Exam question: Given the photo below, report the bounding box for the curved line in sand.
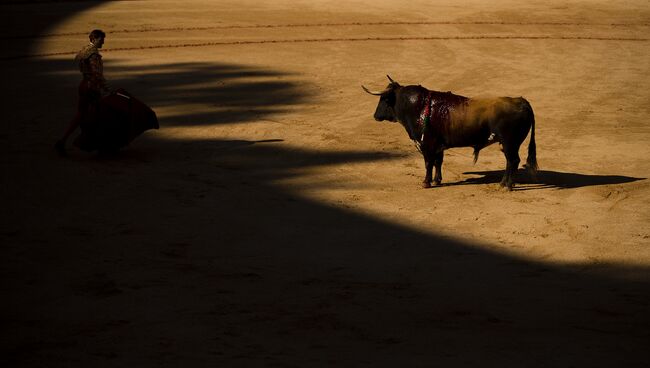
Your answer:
[3,21,649,40]
[5,35,649,61]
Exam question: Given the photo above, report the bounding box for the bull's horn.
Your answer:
[387,75,396,83]
[361,85,387,95]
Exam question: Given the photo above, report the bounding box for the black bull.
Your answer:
[363,76,537,190]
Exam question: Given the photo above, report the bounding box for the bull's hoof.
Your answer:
[422,181,432,189]
[499,182,514,191]
[433,180,442,186]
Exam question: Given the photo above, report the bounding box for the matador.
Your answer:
[55,29,110,155]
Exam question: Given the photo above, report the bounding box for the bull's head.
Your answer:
[362,75,401,122]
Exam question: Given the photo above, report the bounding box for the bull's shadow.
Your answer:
[452,169,644,190]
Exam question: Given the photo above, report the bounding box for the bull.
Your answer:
[363,76,538,190]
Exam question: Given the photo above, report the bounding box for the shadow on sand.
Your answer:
[1,1,649,367]
[455,169,645,190]
[108,61,312,127]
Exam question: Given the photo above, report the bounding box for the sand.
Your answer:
[2,0,649,366]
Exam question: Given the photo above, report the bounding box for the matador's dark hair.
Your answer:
[89,29,106,41]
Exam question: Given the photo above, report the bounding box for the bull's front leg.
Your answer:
[421,147,434,188]
[422,153,434,188]
[422,147,444,188]
[433,151,444,186]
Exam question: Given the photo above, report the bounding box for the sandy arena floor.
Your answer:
[1,0,649,366]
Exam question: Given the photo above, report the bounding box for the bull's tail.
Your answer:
[524,101,538,177]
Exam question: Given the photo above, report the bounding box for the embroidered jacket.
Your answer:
[75,43,108,93]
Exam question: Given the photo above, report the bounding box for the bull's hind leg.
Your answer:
[501,146,520,190]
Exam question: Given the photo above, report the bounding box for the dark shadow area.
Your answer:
[0,1,110,60]
[456,169,645,190]
[108,61,311,126]
[1,2,649,367]
[18,58,310,127]
[5,132,650,367]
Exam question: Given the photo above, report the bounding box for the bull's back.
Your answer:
[447,97,532,147]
